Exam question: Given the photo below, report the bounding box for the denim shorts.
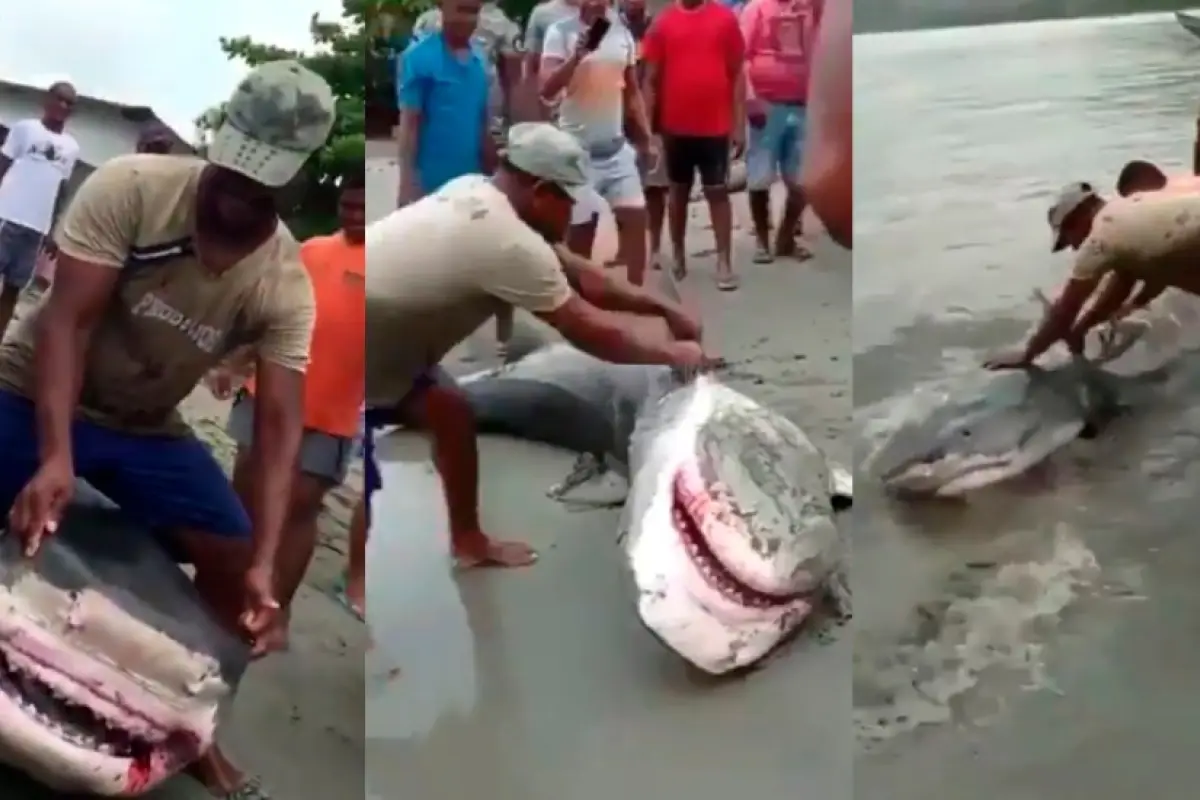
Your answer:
[746,102,807,191]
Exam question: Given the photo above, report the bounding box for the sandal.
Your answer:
[752,244,774,264]
[716,274,740,291]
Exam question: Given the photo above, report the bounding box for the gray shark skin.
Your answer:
[459,344,852,674]
[0,488,249,795]
[865,306,1183,498]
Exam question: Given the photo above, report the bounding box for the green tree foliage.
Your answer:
[197,2,367,238]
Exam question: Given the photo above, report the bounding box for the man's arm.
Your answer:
[553,243,673,315]
[539,24,583,100]
[727,15,747,139]
[622,60,652,149]
[484,233,685,364]
[35,162,139,464]
[800,0,851,247]
[495,18,523,123]
[396,46,427,202]
[0,121,29,186]
[247,272,315,571]
[1068,272,1140,342]
[1016,276,1102,363]
[1194,114,1200,175]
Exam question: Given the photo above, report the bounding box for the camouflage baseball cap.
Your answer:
[501,123,589,200]
[207,60,336,187]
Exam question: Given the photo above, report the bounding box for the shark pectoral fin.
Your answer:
[548,453,629,510]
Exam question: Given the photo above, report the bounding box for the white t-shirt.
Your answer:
[0,119,80,234]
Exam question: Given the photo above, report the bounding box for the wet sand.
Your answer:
[364,146,852,798]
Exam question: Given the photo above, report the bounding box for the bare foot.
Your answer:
[453,532,538,568]
[344,577,365,618]
[671,254,687,280]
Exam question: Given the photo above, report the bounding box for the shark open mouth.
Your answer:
[671,472,806,609]
[0,646,195,788]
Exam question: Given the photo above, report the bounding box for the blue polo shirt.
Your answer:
[397,33,489,195]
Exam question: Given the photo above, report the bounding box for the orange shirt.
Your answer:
[246,233,365,437]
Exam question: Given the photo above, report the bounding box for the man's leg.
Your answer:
[642,136,669,270]
[0,223,40,341]
[745,117,777,263]
[82,427,262,798]
[696,137,736,289]
[345,495,368,615]
[227,395,348,648]
[774,105,811,260]
[369,368,536,567]
[566,181,603,258]
[494,305,513,360]
[661,135,694,279]
[599,145,649,285]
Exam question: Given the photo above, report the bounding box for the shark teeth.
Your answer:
[0,648,158,760]
[672,475,806,610]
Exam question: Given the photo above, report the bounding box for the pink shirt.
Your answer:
[741,0,823,104]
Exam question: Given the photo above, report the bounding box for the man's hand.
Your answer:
[41,239,59,259]
[730,127,746,160]
[983,350,1034,371]
[636,137,661,174]
[240,562,281,653]
[204,365,241,401]
[666,340,721,371]
[9,456,74,557]
[747,99,767,128]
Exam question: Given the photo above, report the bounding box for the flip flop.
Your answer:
[326,574,364,622]
[716,274,740,291]
[453,539,539,569]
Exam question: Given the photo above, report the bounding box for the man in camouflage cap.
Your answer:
[207,59,336,188]
[364,122,707,569]
[0,60,333,799]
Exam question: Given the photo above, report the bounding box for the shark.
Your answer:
[0,486,249,795]
[458,341,852,675]
[865,292,1189,498]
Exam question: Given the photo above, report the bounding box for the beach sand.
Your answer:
[364,147,852,799]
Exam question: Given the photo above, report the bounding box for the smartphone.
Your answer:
[584,17,611,51]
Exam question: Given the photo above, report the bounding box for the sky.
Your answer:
[0,0,344,139]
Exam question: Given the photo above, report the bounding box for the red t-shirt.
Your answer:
[642,1,745,138]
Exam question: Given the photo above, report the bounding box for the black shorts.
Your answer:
[662,135,730,188]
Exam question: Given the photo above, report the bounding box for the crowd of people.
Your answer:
[395,0,826,293]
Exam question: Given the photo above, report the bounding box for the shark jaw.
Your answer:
[0,636,201,795]
[0,578,229,795]
[628,464,816,675]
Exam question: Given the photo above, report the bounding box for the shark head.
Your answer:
[871,364,1115,497]
[623,379,847,674]
[0,504,247,795]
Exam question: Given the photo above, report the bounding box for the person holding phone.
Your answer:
[540,0,658,285]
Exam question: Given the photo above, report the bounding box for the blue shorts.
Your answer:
[362,367,456,508]
[0,390,250,547]
[746,102,806,191]
[0,220,43,289]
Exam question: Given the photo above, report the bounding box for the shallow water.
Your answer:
[854,12,1200,798]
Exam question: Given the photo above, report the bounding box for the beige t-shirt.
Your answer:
[365,175,572,407]
[0,154,316,435]
[1071,192,1200,288]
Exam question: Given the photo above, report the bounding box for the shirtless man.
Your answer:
[366,122,708,568]
[0,61,334,798]
[986,178,1200,369]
